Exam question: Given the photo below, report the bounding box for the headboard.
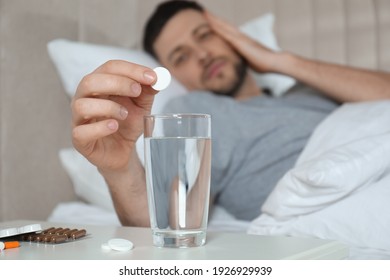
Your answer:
[0,0,389,222]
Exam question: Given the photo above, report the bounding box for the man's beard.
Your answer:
[211,57,248,98]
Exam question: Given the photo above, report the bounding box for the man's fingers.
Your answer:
[72,97,129,125]
[72,119,119,150]
[76,73,145,98]
[76,60,159,99]
[205,11,239,38]
[95,60,157,86]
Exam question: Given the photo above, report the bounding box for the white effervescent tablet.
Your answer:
[108,238,134,252]
[152,67,171,91]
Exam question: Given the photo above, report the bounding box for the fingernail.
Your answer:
[119,107,128,119]
[107,120,118,131]
[144,71,156,83]
[131,83,142,95]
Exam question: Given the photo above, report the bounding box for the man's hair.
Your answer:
[143,0,204,60]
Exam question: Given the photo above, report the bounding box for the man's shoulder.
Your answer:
[163,90,232,113]
[172,90,216,101]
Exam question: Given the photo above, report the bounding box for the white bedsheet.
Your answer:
[248,100,390,259]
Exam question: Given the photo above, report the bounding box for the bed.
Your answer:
[1,0,389,260]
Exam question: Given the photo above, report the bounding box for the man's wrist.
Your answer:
[270,51,296,75]
[98,166,131,187]
[98,150,142,187]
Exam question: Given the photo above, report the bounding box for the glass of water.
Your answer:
[144,114,211,248]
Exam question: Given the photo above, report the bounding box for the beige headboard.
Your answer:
[0,0,389,222]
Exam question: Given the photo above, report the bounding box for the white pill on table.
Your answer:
[152,67,171,91]
[107,238,134,251]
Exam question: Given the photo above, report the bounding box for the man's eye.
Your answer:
[174,54,188,66]
[199,31,214,40]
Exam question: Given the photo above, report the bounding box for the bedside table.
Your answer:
[0,220,348,260]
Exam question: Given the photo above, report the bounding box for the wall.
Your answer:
[0,0,78,221]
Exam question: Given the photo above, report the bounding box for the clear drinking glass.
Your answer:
[144,114,211,248]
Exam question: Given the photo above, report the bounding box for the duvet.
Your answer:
[248,100,390,258]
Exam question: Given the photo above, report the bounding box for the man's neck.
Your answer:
[234,73,262,100]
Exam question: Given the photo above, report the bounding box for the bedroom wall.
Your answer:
[0,0,79,222]
[0,0,389,222]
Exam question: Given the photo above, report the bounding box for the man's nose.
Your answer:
[195,46,211,65]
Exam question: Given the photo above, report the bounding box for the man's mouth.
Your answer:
[203,59,226,81]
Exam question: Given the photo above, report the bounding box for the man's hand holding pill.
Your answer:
[71,61,171,227]
[71,61,171,173]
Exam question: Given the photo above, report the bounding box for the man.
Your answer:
[71,1,390,226]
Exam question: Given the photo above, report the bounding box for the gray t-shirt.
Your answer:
[163,84,338,220]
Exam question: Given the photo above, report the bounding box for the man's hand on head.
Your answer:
[204,11,281,74]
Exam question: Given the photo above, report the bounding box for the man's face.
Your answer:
[154,9,247,97]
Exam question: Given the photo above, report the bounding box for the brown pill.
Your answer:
[50,235,68,244]
[50,228,64,235]
[46,228,58,235]
[56,228,70,235]
[43,234,55,242]
[71,229,87,240]
[63,229,78,238]
[54,227,65,234]
[27,234,37,242]
[20,234,32,241]
[35,234,49,242]
[42,227,55,234]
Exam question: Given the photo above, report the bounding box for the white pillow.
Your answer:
[52,13,295,210]
[58,148,115,212]
[261,101,390,218]
[262,131,390,218]
[249,101,390,253]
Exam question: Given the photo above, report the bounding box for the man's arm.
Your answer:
[100,150,150,227]
[273,53,390,103]
[71,60,157,227]
[206,11,390,103]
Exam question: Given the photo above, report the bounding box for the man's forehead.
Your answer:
[154,10,209,61]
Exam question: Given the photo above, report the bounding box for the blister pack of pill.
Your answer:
[22,227,87,244]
